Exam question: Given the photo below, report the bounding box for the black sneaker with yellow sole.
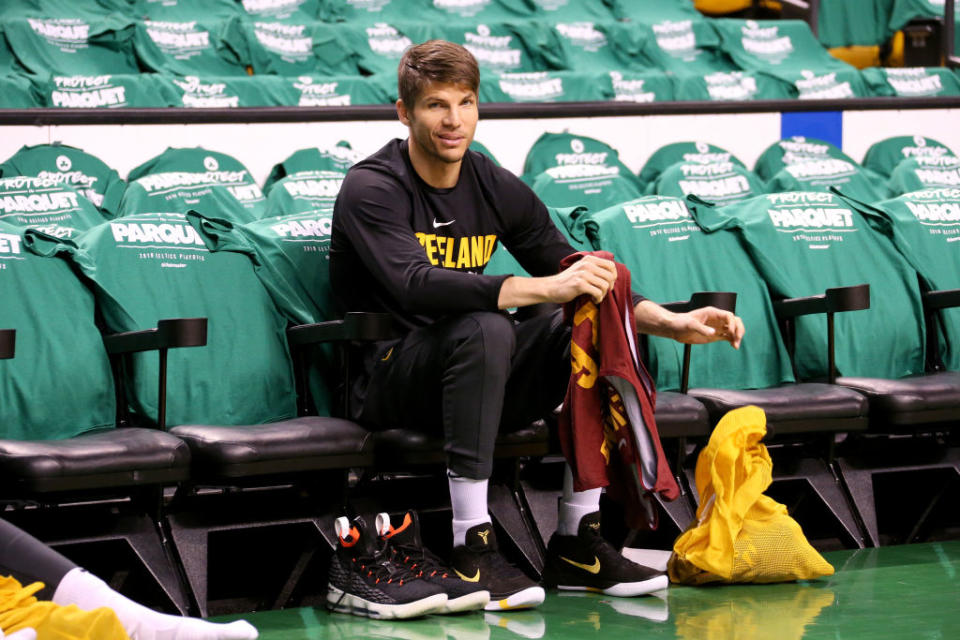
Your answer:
[542,511,668,597]
[382,511,490,614]
[450,523,545,611]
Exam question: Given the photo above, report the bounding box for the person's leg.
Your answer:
[0,519,76,601]
[0,519,257,640]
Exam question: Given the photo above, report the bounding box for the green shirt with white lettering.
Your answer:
[765,159,886,203]
[638,141,746,189]
[264,170,345,217]
[129,0,244,20]
[237,20,365,76]
[0,144,126,218]
[671,69,794,102]
[264,143,363,194]
[0,177,106,239]
[123,147,266,221]
[32,73,182,108]
[690,191,926,380]
[187,209,337,414]
[521,131,641,191]
[166,74,298,108]
[651,161,765,206]
[531,167,642,211]
[862,135,956,180]
[479,70,613,102]
[3,15,139,76]
[235,0,322,21]
[842,188,960,371]
[888,156,960,197]
[580,195,794,391]
[429,21,569,74]
[862,67,960,98]
[273,75,389,107]
[133,19,250,76]
[553,20,660,72]
[754,136,860,183]
[0,221,116,441]
[61,212,300,427]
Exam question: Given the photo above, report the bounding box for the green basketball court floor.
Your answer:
[215,540,960,639]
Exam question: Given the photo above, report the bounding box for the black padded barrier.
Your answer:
[2,96,960,126]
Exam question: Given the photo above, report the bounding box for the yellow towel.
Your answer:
[669,406,834,584]
[0,576,130,640]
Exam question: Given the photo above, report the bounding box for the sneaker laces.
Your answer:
[390,543,452,579]
[354,544,421,586]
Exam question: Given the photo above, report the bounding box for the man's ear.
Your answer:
[396,99,410,126]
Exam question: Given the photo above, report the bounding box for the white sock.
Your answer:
[557,464,602,536]
[448,472,491,547]
[52,568,258,640]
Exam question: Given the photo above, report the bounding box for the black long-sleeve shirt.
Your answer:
[330,138,576,330]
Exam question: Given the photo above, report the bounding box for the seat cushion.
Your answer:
[690,383,869,435]
[655,391,710,438]
[375,420,550,463]
[837,372,960,427]
[0,427,190,493]
[170,417,373,478]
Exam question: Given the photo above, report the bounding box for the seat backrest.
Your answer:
[531,165,643,211]
[711,19,856,75]
[0,143,126,217]
[479,70,615,103]
[0,221,116,440]
[240,21,365,77]
[44,212,300,428]
[754,136,859,183]
[552,20,661,72]
[844,187,960,371]
[580,195,795,392]
[689,191,927,380]
[765,158,887,203]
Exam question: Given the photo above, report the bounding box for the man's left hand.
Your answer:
[669,306,744,349]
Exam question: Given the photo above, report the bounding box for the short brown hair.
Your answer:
[398,40,480,107]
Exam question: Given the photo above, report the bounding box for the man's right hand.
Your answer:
[497,254,618,309]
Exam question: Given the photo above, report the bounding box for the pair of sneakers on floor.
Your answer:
[326,509,668,619]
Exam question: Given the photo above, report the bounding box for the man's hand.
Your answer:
[498,254,617,309]
[634,300,744,349]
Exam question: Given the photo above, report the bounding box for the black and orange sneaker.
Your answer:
[327,514,448,619]
[450,523,545,611]
[382,511,490,614]
[542,511,668,597]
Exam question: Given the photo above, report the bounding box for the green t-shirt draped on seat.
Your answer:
[579,195,794,392]
[754,136,861,183]
[530,166,642,211]
[764,158,887,204]
[638,141,746,188]
[887,156,960,196]
[0,143,126,218]
[552,20,660,72]
[0,177,107,238]
[650,161,765,206]
[31,73,182,108]
[521,131,640,190]
[58,211,300,427]
[842,187,960,371]
[133,18,250,76]
[235,0,323,21]
[264,170,345,217]
[862,135,955,180]
[0,75,39,108]
[4,15,139,76]
[129,0,244,20]
[671,70,794,102]
[263,144,363,194]
[125,147,266,220]
[862,67,960,98]
[816,0,894,48]
[479,70,614,102]
[689,191,927,381]
[0,221,116,441]
[236,20,365,76]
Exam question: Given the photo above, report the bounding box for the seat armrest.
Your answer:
[103,318,208,431]
[287,312,398,346]
[774,284,870,319]
[103,318,208,354]
[657,292,737,394]
[773,284,870,384]
[0,329,14,360]
[922,288,960,312]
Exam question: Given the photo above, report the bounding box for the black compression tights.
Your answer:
[0,518,78,600]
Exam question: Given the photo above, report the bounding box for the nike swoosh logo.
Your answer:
[454,568,480,582]
[560,555,601,574]
[433,218,455,228]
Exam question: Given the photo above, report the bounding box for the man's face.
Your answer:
[399,81,478,168]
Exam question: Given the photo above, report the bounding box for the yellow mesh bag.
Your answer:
[669,406,834,584]
[0,575,130,640]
